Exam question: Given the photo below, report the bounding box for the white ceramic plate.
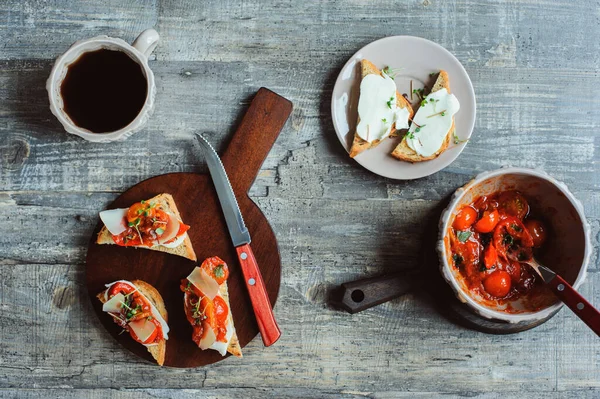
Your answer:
[331,36,476,180]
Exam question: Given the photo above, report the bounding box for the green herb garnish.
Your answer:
[511,224,523,232]
[452,253,464,266]
[457,230,472,243]
[141,200,146,204]
[503,233,514,246]
[453,132,468,145]
[382,118,387,123]
[214,265,225,279]
[386,96,394,109]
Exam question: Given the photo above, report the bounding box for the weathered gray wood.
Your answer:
[1,0,600,397]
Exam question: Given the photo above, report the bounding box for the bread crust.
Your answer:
[391,70,454,162]
[349,59,414,158]
[219,282,243,358]
[97,280,168,366]
[96,193,197,261]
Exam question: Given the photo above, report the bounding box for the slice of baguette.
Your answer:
[349,59,414,158]
[96,193,197,261]
[219,281,242,358]
[391,70,454,162]
[97,280,168,366]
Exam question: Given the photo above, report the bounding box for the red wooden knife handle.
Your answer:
[235,243,281,346]
[547,275,600,337]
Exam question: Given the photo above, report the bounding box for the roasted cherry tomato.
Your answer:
[483,270,512,297]
[474,210,500,233]
[497,191,529,220]
[493,217,534,262]
[201,257,230,285]
[483,244,498,269]
[214,296,229,341]
[524,219,547,248]
[453,207,478,230]
[505,260,522,284]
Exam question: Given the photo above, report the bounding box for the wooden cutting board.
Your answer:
[86,88,293,367]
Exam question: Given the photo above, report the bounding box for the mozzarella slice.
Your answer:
[102,293,125,313]
[129,318,157,343]
[198,322,217,350]
[159,233,186,249]
[187,267,219,300]
[99,208,128,235]
[158,213,180,244]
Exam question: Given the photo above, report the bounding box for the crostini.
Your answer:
[392,70,460,162]
[349,59,414,158]
[97,280,169,366]
[97,193,197,261]
[180,257,242,358]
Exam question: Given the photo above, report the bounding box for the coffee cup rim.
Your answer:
[46,35,157,143]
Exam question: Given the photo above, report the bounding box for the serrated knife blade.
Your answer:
[195,134,251,247]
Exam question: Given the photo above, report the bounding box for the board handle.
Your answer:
[546,275,600,337]
[334,272,415,314]
[221,88,293,194]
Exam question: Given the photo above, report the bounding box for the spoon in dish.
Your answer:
[522,257,600,337]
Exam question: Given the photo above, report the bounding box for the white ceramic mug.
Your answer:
[46,29,159,143]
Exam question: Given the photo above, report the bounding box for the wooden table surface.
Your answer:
[1,0,599,398]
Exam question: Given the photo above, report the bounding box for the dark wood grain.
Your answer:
[332,272,415,314]
[85,88,292,367]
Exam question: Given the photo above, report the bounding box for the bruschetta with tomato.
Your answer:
[180,257,242,357]
[96,193,196,261]
[97,280,169,366]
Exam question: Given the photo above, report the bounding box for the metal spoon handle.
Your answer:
[546,275,600,337]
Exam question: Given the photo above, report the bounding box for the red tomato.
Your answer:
[474,210,500,233]
[497,191,530,220]
[524,219,547,248]
[453,207,478,230]
[201,257,230,285]
[493,217,534,262]
[483,244,498,269]
[505,260,522,284]
[483,270,512,297]
[213,296,229,341]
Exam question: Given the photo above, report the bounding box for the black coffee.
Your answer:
[60,49,148,133]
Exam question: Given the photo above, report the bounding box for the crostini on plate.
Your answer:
[349,59,414,158]
[392,70,460,162]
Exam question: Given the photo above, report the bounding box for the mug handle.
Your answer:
[132,29,160,59]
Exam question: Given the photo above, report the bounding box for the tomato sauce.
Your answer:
[450,190,551,312]
[180,257,230,345]
[106,282,164,344]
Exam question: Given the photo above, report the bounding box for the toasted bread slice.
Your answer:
[349,59,414,158]
[97,280,168,366]
[96,193,197,261]
[219,281,242,358]
[391,70,454,162]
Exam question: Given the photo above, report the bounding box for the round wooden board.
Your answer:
[86,172,281,367]
[85,88,293,367]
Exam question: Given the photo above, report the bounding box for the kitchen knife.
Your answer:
[195,133,281,346]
